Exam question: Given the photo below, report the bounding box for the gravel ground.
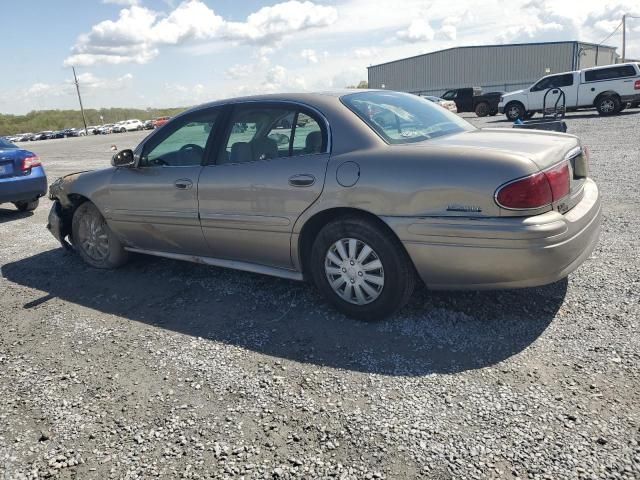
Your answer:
[0,110,639,480]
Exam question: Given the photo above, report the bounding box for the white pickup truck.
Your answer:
[499,63,640,121]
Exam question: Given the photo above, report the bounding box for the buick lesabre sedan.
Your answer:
[47,91,601,320]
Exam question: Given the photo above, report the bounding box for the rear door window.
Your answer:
[218,105,327,164]
[585,65,637,82]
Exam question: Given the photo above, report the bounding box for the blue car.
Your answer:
[0,137,47,211]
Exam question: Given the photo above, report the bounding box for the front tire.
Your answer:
[14,199,39,212]
[310,217,415,321]
[505,102,525,121]
[72,202,129,269]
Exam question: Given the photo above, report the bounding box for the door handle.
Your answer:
[288,174,315,187]
[174,179,193,190]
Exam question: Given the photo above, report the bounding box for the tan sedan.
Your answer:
[47,91,601,320]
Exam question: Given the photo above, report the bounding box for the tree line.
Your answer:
[0,107,188,136]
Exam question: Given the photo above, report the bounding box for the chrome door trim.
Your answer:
[199,213,291,228]
[124,247,304,281]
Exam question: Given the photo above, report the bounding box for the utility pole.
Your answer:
[72,67,89,135]
[622,14,626,62]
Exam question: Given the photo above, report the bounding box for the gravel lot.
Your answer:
[1,110,639,480]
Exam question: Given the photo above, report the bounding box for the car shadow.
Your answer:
[0,207,34,224]
[2,248,567,376]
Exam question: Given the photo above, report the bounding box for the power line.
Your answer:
[597,20,622,47]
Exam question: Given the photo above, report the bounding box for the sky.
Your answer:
[1,0,639,114]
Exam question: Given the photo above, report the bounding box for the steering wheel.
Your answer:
[180,144,205,155]
[149,157,169,166]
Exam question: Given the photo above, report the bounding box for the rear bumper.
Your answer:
[0,166,47,204]
[384,179,601,290]
[621,93,640,103]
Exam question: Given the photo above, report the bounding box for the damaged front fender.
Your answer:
[46,171,90,250]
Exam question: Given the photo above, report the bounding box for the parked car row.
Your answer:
[3,116,172,143]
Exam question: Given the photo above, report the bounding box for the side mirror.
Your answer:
[112,149,135,167]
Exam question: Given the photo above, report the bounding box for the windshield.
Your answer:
[342,91,473,144]
[0,138,18,149]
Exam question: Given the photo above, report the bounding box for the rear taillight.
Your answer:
[635,80,640,90]
[496,161,570,210]
[544,161,570,200]
[21,155,41,171]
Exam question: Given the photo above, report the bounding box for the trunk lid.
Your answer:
[0,148,29,179]
[426,128,579,170]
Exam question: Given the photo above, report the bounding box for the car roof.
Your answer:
[192,90,388,110]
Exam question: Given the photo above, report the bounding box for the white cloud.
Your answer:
[65,0,337,67]
[224,1,337,44]
[397,19,435,43]
[300,48,319,63]
[352,47,379,59]
[499,0,578,43]
[225,64,254,80]
[103,0,139,5]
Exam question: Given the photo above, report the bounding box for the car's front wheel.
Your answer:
[72,202,129,269]
[14,199,39,212]
[505,102,525,121]
[310,217,415,321]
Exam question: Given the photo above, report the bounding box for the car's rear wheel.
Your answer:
[474,102,489,117]
[310,217,415,321]
[595,95,620,116]
[14,199,39,212]
[72,202,129,269]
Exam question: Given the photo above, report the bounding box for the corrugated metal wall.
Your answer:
[368,42,619,96]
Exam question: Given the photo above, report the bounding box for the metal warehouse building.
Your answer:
[367,41,619,96]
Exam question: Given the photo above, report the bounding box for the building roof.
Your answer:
[367,40,618,69]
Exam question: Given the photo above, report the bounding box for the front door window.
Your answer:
[141,111,219,167]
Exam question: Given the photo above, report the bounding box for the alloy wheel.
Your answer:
[601,99,615,113]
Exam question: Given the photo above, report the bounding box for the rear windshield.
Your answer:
[0,138,17,149]
[342,91,473,144]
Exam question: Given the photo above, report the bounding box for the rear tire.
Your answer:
[474,102,489,117]
[309,217,415,321]
[72,202,129,269]
[595,95,620,116]
[505,102,525,121]
[14,199,39,212]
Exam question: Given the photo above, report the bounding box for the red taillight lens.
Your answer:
[496,162,570,209]
[544,161,570,201]
[21,155,41,171]
[634,79,640,90]
[496,171,553,209]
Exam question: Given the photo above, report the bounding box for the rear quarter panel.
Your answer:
[293,144,542,232]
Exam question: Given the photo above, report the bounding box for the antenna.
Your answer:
[72,67,89,136]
